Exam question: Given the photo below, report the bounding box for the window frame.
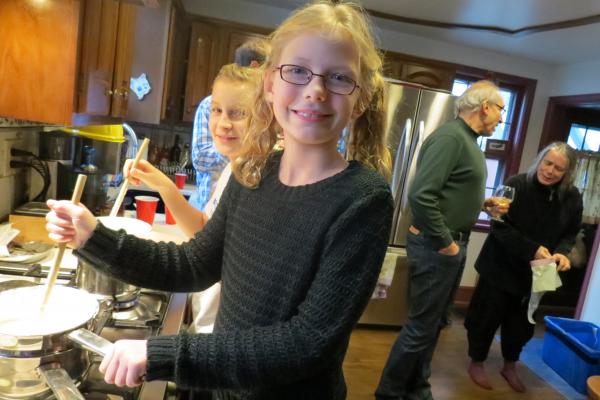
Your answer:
[568,122,600,151]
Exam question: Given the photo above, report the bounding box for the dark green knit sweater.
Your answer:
[76,153,393,399]
[409,118,486,249]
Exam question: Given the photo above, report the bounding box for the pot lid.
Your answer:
[0,286,99,337]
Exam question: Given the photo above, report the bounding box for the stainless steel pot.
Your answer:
[75,259,140,305]
[0,286,113,400]
[73,216,149,304]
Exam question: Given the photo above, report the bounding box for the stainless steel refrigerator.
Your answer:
[359,79,456,327]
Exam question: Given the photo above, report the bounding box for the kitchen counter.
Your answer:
[33,212,189,271]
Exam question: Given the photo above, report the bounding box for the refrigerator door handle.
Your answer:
[401,120,425,209]
[391,118,412,200]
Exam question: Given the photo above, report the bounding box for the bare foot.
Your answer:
[501,361,526,393]
[468,361,493,390]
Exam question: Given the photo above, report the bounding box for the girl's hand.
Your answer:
[99,340,147,387]
[45,200,97,249]
[534,245,552,260]
[553,253,571,272]
[124,159,173,191]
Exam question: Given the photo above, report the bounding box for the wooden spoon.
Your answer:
[42,174,87,307]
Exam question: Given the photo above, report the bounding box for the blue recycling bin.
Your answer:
[542,316,600,394]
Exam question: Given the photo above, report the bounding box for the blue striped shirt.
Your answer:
[189,95,228,211]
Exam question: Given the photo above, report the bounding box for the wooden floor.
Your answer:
[343,307,568,400]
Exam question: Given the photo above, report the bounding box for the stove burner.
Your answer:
[111,299,160,327]
[106,291,167,329]
[112,295,139,311]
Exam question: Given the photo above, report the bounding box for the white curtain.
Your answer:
[574,152,600,224]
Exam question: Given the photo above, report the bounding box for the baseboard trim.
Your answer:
[454,286,475,307]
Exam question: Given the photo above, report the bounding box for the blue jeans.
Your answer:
[375,230,467,400]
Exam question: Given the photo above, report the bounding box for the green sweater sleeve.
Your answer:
[409,133,463,249]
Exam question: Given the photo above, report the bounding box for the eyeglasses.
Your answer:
[492,102,506,116]
[275,64,360,95]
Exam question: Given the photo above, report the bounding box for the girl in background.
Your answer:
[46,1,393,399]
[123,64,262,334]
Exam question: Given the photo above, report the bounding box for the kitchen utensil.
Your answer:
[0,285,113,400]
[75,216,150,302]
[109,138,150,217]
[0,279,38,292]
[42,174,87,307]
[75,258,140,304]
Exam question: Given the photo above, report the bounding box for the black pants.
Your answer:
[464,278,535,362]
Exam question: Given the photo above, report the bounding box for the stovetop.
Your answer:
[0,262,188,400]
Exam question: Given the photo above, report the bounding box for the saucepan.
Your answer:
[0,285,113,400]
[74,216,151,303]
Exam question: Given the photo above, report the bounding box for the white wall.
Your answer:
[183,0,600,288]
[0,128,38,220]
[581,247,600,325]
[551,59,600,95]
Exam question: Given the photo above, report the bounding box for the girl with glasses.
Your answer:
[45,1,393,399]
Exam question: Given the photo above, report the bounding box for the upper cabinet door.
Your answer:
[0,0,80,125]
[77,0,136,118]
[77,0,119,116]
[110,2,137,118]
[182,22,219,122]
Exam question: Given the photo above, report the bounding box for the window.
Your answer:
[452,77,519,223]
[568,123,600,151]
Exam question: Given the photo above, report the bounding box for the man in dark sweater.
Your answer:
[376,80,505,400]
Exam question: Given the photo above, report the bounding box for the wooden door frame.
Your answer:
[577,226,600,318]
[538,93,600,149]
[542,93,600,318]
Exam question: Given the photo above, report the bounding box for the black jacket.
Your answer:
[475,173,583,296]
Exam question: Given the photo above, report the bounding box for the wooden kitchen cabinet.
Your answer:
[181,19,268,122]
[0,0,81,125]
[77,0,137,118]
[0,0,147,126]
[182,21,220,122]
[383,54,456,91]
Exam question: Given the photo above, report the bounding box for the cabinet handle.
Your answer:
[113,88,129,98]
[105,89,113,96]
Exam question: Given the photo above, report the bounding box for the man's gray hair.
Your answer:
[454,80,503,117]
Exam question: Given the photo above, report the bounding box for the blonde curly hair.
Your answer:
[232,1,391,188]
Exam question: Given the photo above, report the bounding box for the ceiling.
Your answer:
[237,0,600,65]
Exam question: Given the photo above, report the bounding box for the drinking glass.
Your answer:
[491,185,515,222]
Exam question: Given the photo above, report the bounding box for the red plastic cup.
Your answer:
[135,195,159,225]
[165,206,176,225]
[175,172,187,189]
